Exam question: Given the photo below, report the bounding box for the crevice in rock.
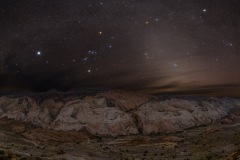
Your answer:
[106,98,116,107]
[131,113,143,133]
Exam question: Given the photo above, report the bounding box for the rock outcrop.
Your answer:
[133,98,237,134]
[0,90,240,136]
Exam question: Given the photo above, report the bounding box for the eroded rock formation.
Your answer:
[0,90,239,136]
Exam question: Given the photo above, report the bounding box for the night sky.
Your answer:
[1,0,240,96]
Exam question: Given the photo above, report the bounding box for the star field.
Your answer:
[0,0,240,96]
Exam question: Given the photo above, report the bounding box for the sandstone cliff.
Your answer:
[0,90,239,136]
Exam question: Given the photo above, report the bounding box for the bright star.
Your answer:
[37,51,41,55]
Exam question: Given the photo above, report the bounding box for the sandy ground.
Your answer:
[1,118,240,160]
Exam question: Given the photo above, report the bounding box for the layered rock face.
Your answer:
[0,91,239,136]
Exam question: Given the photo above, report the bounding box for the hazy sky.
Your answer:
[0,0,240,96]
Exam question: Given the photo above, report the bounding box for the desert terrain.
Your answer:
[0,90,240,160]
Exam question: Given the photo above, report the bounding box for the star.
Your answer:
[203,9,207,12]
[37,51,41,55]
[88,50,97,55]
[144,53,149,59]
[173,64,178,67]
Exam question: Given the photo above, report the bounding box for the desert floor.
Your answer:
[1,117,240,160]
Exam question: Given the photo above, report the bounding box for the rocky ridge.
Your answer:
[0,90,239,136]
